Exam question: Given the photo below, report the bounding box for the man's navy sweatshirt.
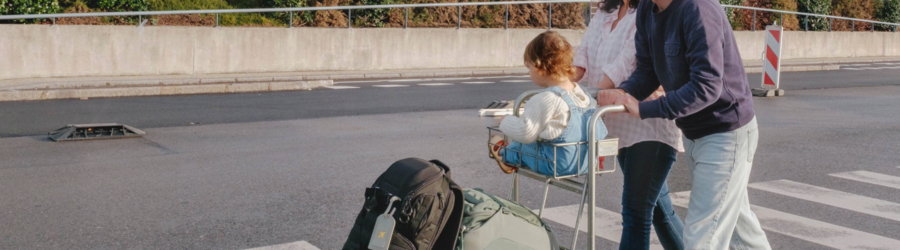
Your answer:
[618,0,755,140]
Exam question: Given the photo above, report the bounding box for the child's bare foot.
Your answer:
[489,135,517,174]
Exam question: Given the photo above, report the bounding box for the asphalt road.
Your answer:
[0,65,898,250]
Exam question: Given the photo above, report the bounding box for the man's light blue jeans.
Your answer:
[682,117,772,250]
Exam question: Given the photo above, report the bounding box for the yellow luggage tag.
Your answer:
[368,196,400,250]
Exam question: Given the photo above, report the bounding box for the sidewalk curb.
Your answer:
[0,80,332,102]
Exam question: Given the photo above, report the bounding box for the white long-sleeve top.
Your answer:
[499,86,592,144]
[573,7,684,152]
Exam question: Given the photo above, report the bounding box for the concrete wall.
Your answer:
[734,31,900,61]
[0,25,583,80]
[1,25,899,80]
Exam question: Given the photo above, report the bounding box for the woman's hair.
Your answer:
[523,31,575,80]
[601,0,640,13]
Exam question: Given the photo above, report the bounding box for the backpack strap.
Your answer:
[432,160,464,250]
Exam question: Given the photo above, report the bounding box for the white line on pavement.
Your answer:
[500,80,533,83]
[830,171,900,190]
[671,191,900,250]
[433,77,472,81]
[461,82,494,84]
[539,205,664,250]
[245,241,320,250]
[322,86,361,89]
[418,83,454,86]
[386,79,428,82]
[749,179,900,222]
[843,68,867,70]
[333,80,382,84]
[373,84,410,88]
[848,64,872,66]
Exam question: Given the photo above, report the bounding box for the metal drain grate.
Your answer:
[48,123,146,142]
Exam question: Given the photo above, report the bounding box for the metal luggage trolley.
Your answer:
[487,89,624,250]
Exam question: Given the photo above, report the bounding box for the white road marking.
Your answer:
[418,83,454,86]
[386,79,427,82]
[372,84,409,88]
[749,179,900,222]
[671,191,900,250]
[461,82,494,84]
[540,205,664,250]
[433,77,472,81]
[843,68,867,70]
[475,76,518,79]
[322,86,361,89]
[849,63,872,66]
[500,80,533,83]
[334,80,382,84]
[830,171,900,190]
[245,241,320,250]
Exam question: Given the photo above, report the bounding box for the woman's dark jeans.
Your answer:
[618,141,685,250]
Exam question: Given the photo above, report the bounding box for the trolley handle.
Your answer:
[511,89,546,117]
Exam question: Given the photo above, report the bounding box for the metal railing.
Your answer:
[0,1,896,31]
[0,0,593,30]
[722,5,900,32]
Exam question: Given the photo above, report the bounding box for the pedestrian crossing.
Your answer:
[538,167,900,249]
[245,240,320,250]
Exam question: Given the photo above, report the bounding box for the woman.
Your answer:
[572,0,685,249]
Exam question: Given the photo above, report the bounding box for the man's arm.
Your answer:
[637,1,726,120]
[618,9,660,101]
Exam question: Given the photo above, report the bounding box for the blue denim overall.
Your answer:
[502,85,609,177]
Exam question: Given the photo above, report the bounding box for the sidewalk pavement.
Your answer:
[1,57,898,102]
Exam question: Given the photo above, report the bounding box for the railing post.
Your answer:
[779,12,783,26]
[548,3,552,30]
[348,9,352,29]
[828,18,831,31]
[804,15,808,31]
[215,13,219,27]
[404,7,408,29]
[457,5,461,29]
[752,10,756,31]
[872,22,875,32]
[52,17,55,25]
[138,15,142,27]
[851,21,854,32]
[288,11,292,28]
[505,4,509,30]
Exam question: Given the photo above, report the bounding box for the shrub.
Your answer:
[0,0,61,19]
[797,0,830,30]
[94,0,148,11]
[874,0,900,30]
[831,0,876,31]
[720,0,745,29]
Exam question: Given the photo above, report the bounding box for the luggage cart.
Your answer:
[487,89,624,250]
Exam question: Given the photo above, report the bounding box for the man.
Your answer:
[596,0,772,248]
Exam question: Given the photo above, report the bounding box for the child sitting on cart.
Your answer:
[489,31,608,177]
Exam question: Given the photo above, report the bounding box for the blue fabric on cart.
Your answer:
[501,85,609,177]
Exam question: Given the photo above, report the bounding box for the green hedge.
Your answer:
[0,0,60,21]
[875,0,900,30]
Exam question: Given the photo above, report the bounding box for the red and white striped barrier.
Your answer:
[753,24,785,97]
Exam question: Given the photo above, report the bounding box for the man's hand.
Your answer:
[597,89,625,106]
[572,67,586,82]
[616,93,641,118]
[645,86,666,101]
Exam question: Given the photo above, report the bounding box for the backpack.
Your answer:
[456,188,559,250]
[343,158,464,250]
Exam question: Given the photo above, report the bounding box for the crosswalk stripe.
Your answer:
[434,77,471,81]
[500,80,533,83]
[372,84,409,88]
[245,241,320,250]
[418,83,454,86]
[830,171,900,190]
[749,180,900,222]
[539,205,664,250]
[322,86,361,89]
[461,81,494,84]
[671,191,900,250]
[843,68,867,70]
